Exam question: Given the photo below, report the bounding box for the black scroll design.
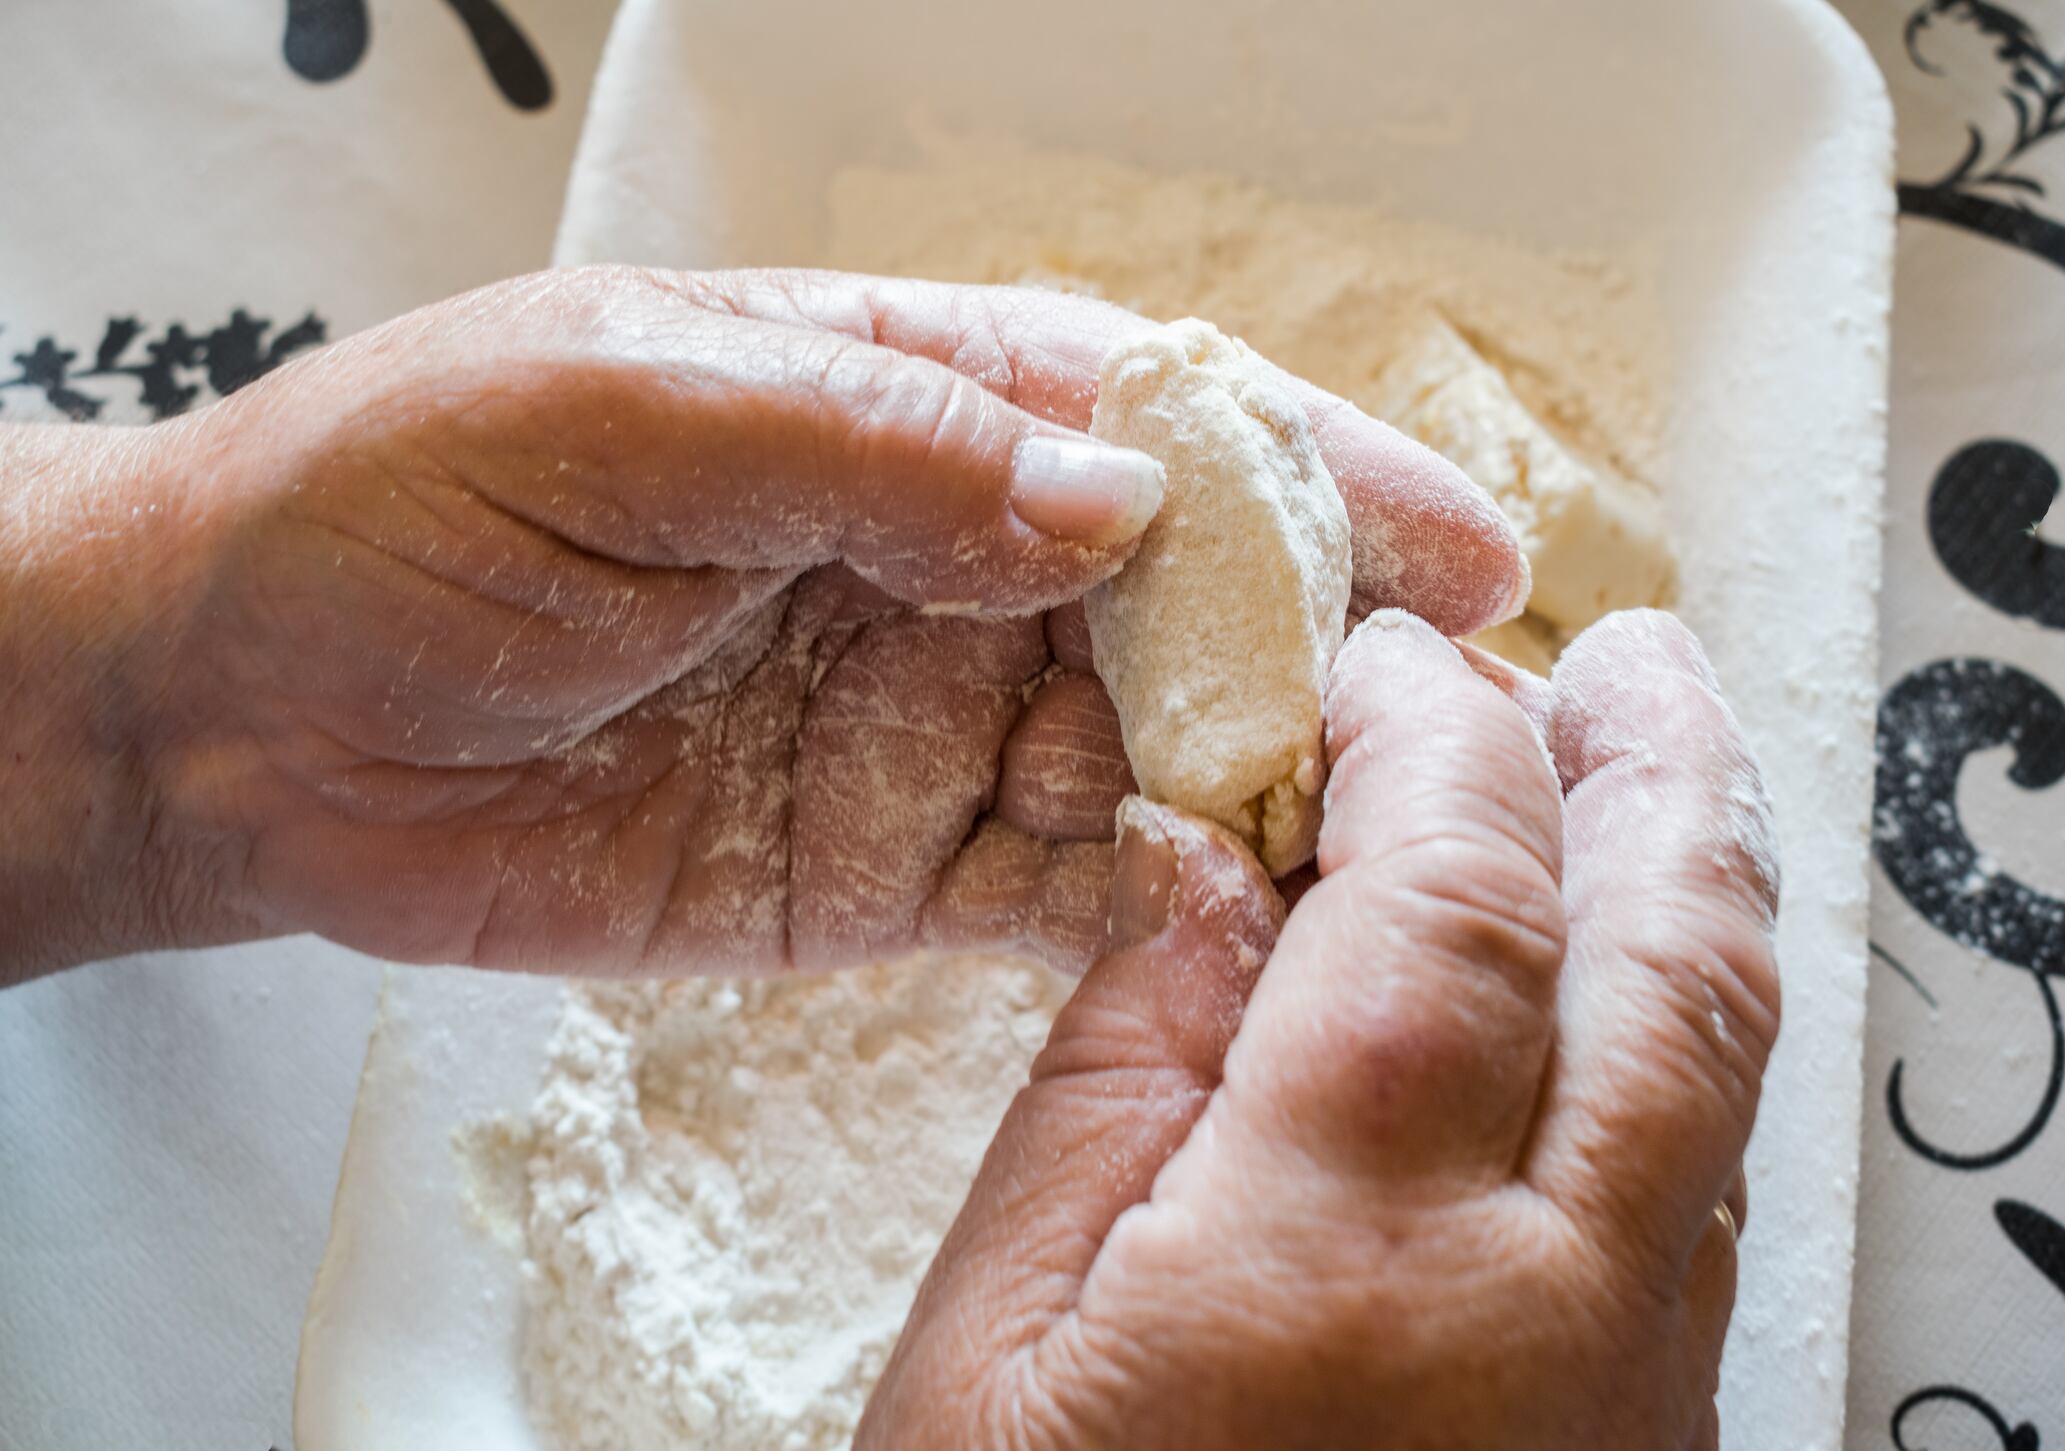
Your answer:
[282,0,368,82]
[1888,4,2065,1431]
[1901,1,2065,271]
[442,0,553,111]
[1996,1199,2065,1300]
[282,0,553,111]
[1894,1386,2042,1450]
[0,311,327,423]
[1929,442,2065,628]
[1875,660,2065,1169]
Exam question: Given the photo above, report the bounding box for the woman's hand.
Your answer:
[0,267,1523,979]
[862,610,1779,1451]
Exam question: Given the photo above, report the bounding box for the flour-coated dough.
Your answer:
[1086,319,1352,875]
[1370,309,1674,631]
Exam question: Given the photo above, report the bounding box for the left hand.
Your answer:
[0,267,1524,978]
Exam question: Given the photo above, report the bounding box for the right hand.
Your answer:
[861,610,1780,1450]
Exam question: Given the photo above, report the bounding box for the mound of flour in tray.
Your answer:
[830,145,1669,669]
[513,149,1665,1451]
[521,961,1070,1451]
[826,147,1662,498]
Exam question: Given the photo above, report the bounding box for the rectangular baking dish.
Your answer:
[297,3,1893,1448]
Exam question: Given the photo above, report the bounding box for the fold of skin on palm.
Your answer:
[130,268,1525,974]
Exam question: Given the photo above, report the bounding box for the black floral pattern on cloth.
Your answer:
[1894,1385,2042,1450]
[1878,4,2065,1442]
[1929,443,2065,628]
[1876,658,2065,1168]
[0,310,328,422]
[1902,0,2065,268]
[1995,1199,2065,1299]
[283,0,554,111]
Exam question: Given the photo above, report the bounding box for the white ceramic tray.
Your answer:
[296,2,1893,1447]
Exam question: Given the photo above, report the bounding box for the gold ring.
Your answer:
[1714,1199,1738,1244]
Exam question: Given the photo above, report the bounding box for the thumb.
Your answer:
[870,799,1281,1406]
[324,272,1169,616]
[551,280,1169,612]
[772,326,1168,610]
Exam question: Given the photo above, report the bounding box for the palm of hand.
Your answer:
[187,410,1127,973]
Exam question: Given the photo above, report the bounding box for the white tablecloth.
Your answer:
[0,6,614,1447]
[1840,2,2065,1445]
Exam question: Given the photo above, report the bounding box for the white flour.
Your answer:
[825,147,1662,493]
[521,961,1071,1451]
[514,150,1664,1451]
[827,147,1666,656]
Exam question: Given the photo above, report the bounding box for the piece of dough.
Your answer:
[1086,319,1352,875]
[1369,308,1675,631]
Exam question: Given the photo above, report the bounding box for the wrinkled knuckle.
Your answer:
[550,262,676,325]
[943,296,1021,398]
[1384,829,1566,981]
[1623,907,1780,1088]
[977,1357,1076,1451]
[1312,945,1497,1116]
[799,337,885,469]
[1713,917,1781,1049]
[1671,895,1780,1054]
[1432,689,1560,821]
[1329,682,1559,854]
[851,355,981,480]
[1008,1306,1176,1450]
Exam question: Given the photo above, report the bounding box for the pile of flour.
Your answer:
[521,960,1070,1451]
[514,150,1663,1451]
[825,146,1662,491]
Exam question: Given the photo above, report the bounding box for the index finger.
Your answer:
[666,269,1529,638]
[1206,612,1568,1187]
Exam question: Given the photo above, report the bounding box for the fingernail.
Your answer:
[1108,797,1179,951]
[1011,435,1164,546]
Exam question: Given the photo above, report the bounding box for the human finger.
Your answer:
[670,269,1527,636]
[307,269,1166,617]
[919,820,1112,973]
[1521,610,1781,1269]
[995,672,1135,841]
[788,610,1049,969]
[1215,611,1567,1185]
[864,800,1281,1435]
